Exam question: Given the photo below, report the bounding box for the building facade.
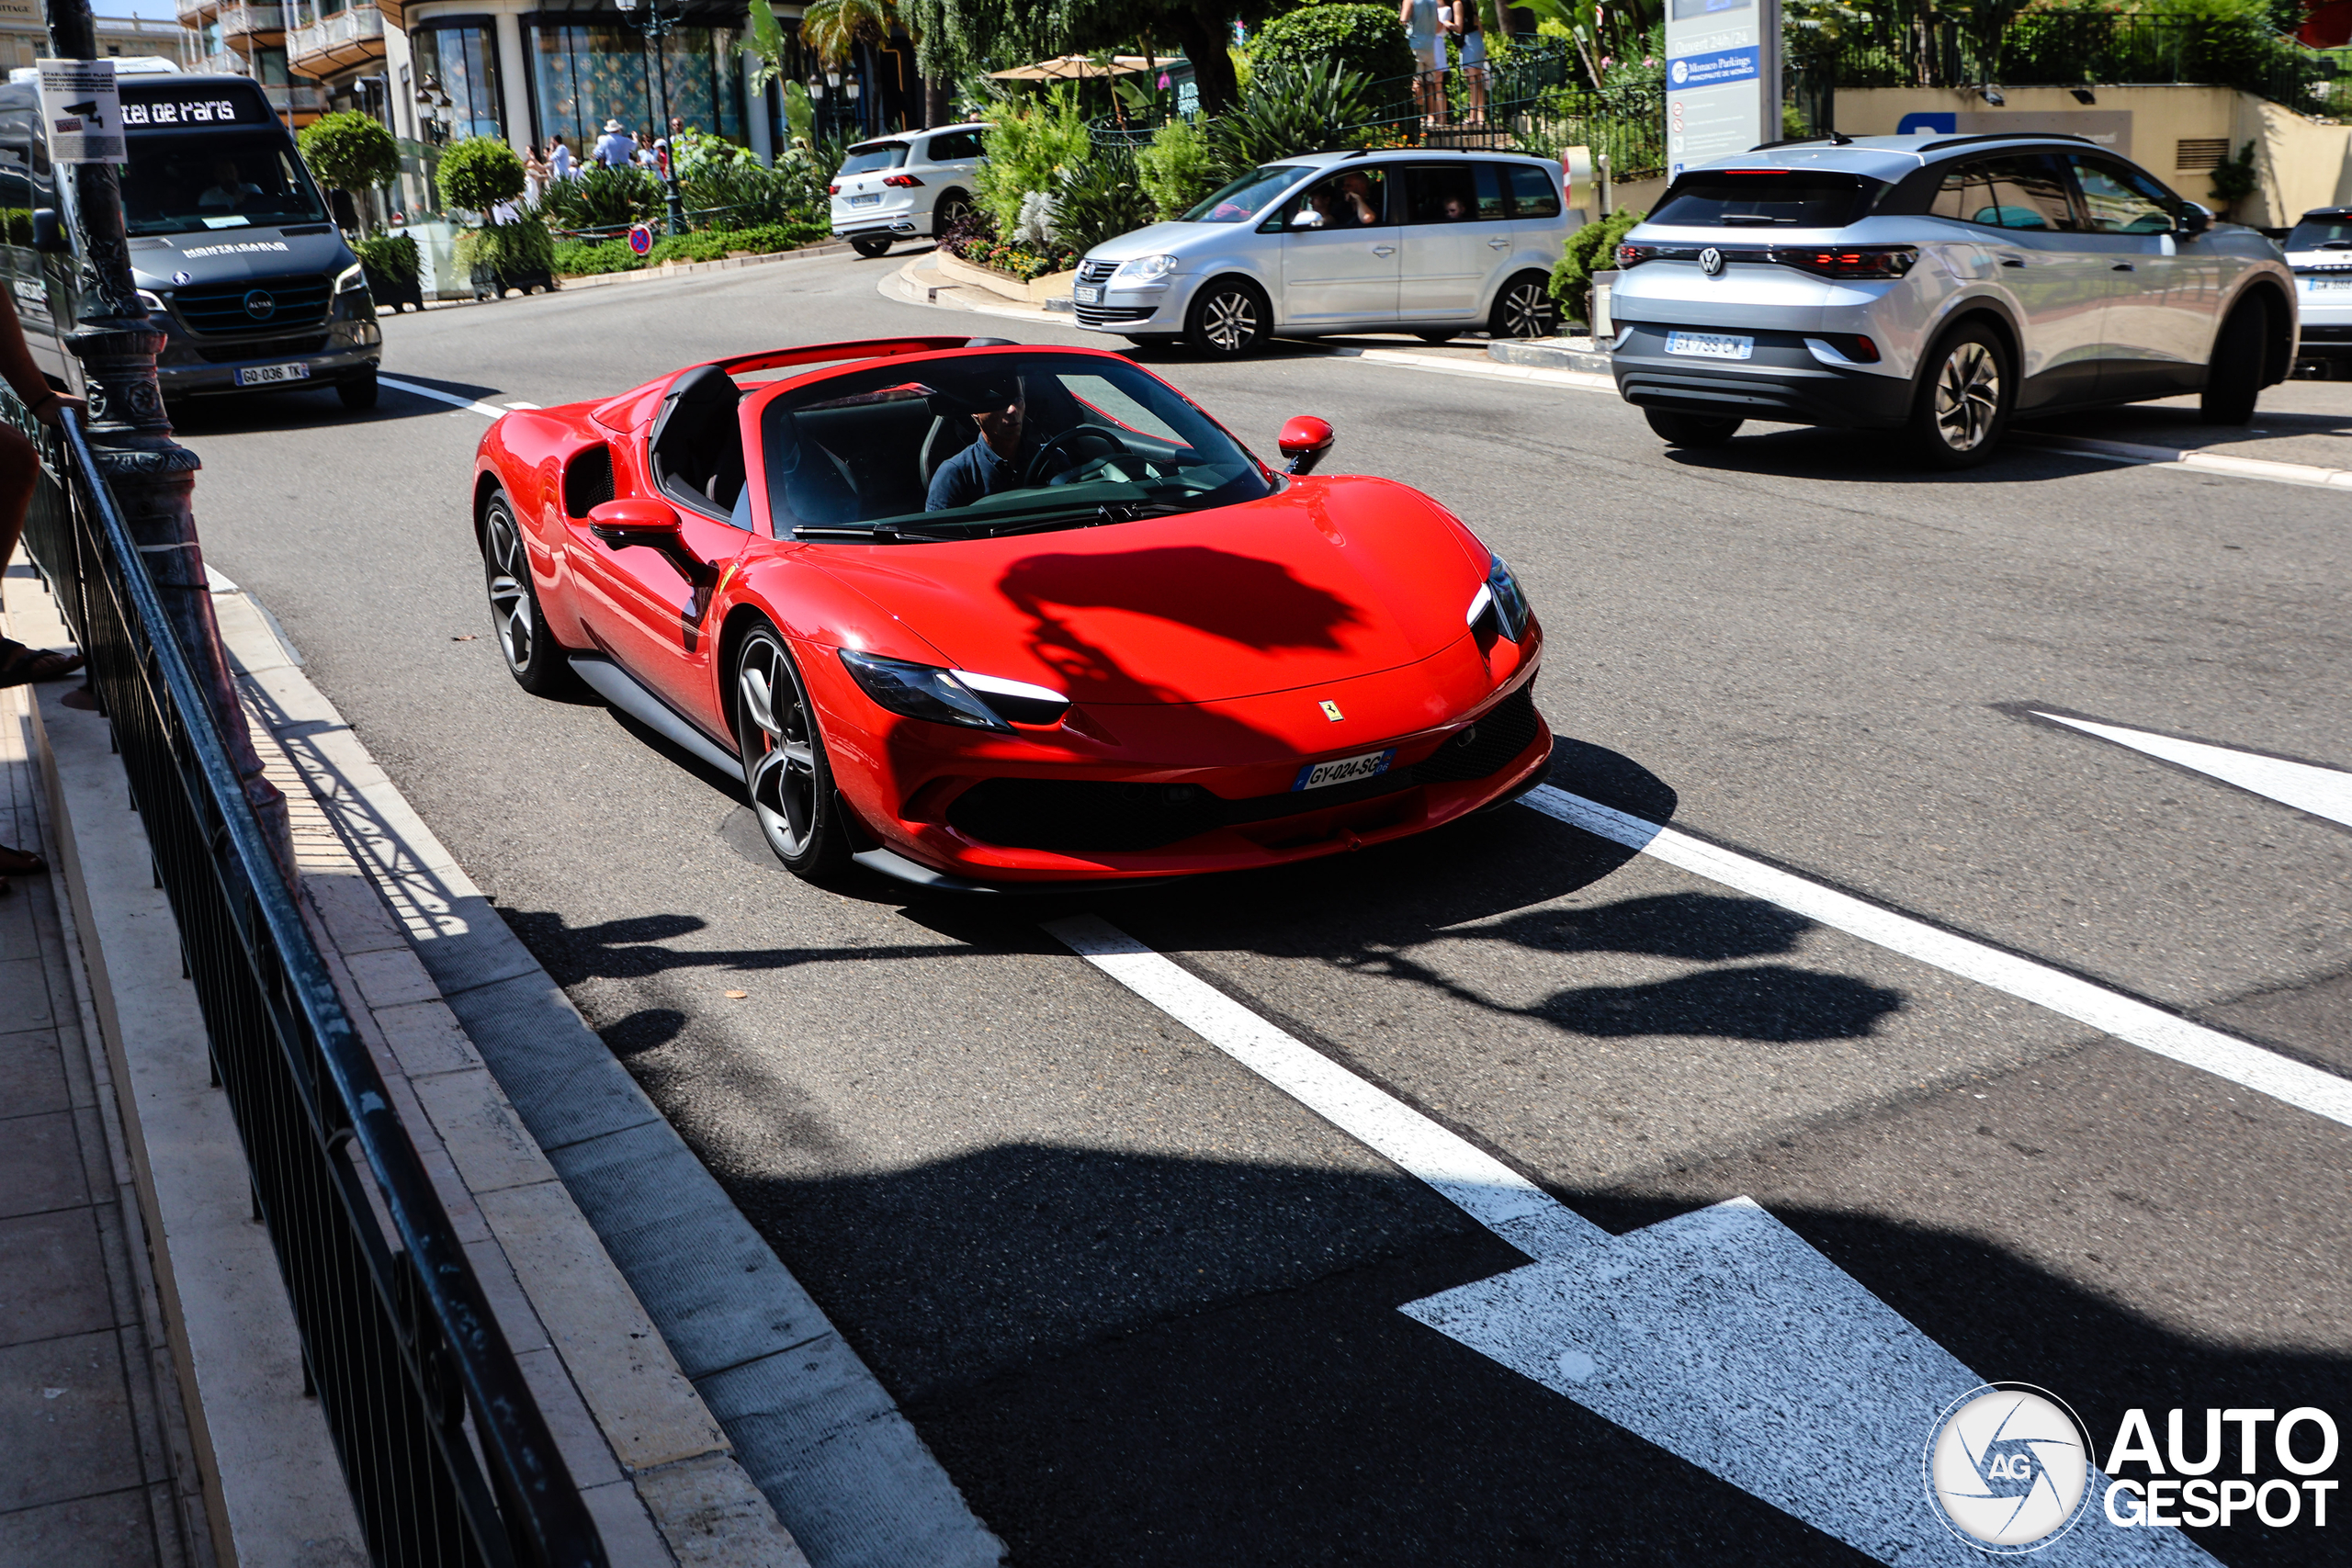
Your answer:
[0,5,190,73]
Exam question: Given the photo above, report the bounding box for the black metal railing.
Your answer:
[17,400,607,1568]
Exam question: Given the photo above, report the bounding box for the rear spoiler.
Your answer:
[708,336,999,378]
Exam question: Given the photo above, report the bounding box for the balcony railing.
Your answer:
[217,2,286,38]
[289,5,385,73]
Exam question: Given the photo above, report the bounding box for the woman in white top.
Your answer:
[1400,0,1445,122]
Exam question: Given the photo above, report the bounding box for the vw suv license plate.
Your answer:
[1293,748,1397,792]
[1665,330,1754,361]
[2306,277,2352,291]
[850,193,880,207]
[234,362,311,387]
[1074,285,1102,304]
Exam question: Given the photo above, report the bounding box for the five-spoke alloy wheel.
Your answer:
[1186,278,1270,357]
[733,624,853,879]
[481,491,577,696]
[1910,324,2013,468]
[1488,271,1558,340]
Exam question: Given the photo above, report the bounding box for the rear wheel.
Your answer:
[337,368,379,411]
[481,491,579,698]
[2200,300,2264,424]
[1908,323,2012,468]
[1645,409,1742,448]
[1487,271,1557,339]
[733,624,854,881]
[932,190,973,235]
[849,233,894,259]
[1186,277,1270,357]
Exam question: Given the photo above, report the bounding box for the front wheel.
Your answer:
[849,233,894,259]
[481,491,580,698]
[1645,409,1742,448]
[1908,324,2013,468]
[733,626,854,881]
[337,368,378,411]
[1186,277,1270,357]
[1488,271,1558,339]
[2200,301,2264,424]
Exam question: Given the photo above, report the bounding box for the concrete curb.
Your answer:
[883,253,1061,325]
[404,241,856,312]
[210,586,1004,1568]
[6,569,364,1568]
[1487,335,1613,375]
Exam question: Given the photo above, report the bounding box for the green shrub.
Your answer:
[1212,57,1379,176]
[975,87,1091,237]
[726,220,830,252]
[2208,140,2259,211]
[1056,146,1157,253]
[551,237,644,274]
[355,231,420,282]
[1248,4,1417,87]
[541,164,662,231]
[1137,116,1219,220]
[298,110,399,198]
[646,231,731,265]
[1549,207,1644,324]
[435,137,527,214]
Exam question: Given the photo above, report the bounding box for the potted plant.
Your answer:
[437,138,556,299]
[297,109,399,237]
[355,231,424,313]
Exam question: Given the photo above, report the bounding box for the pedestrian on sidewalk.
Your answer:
[0,288,85,893]
[1402,0,1446,124]
[522,140,551,204]
[1454,0,1488,126]
[549,134,576,182]
[593,118,635,169]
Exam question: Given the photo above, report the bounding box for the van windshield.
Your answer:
[1182,164,1310,223]
[119,130,328,235]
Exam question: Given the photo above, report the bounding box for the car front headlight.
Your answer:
[1112,253,1179,283]
[839,650,1071,732]
[334,261,367,294]
[1464,551,1532,644]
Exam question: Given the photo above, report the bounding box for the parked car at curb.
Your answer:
[1072,149,1574,355]
[1604,133,2296,466]
[469,337,1550,891]
[829,124,986,259]
[2283,206,2352,372]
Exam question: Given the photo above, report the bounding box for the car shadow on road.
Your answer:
[693,1137,2343,1568]
[167,369,511,434]
[1657,424,2120,484]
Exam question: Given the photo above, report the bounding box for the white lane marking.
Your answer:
[1046,917,2214,1563]
[1043,914,1606,1257]
[504,400,543,411]
[1522,784,2352,1130]
[1404,1200,2217,1567]
[378,375,512,419]
[2034,711,2352,829]
[1346,350,2346,491]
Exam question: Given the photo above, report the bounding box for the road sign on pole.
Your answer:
[1664,0,1781,178]
[34,55,121,163]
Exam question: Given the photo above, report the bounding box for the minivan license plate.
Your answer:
[1665,331,1754,360]
[235,362,311,387]
[1074,285,1102,304]
[1293,748,1396,792]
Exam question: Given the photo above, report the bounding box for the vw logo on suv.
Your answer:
[1699,247,1724,276]
[243,289,276,321]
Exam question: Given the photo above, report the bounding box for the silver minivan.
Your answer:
[1072,149,1572,355]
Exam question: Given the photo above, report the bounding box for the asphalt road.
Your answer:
[172,251,2349,1565]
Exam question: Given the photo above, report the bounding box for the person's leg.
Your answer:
[0,422,82,684]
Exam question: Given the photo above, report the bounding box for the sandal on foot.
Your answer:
[0,638,85,687]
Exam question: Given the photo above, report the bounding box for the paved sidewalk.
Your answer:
[1,572,211,1567]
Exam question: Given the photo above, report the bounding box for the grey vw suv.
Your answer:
[1606,133,2296,466]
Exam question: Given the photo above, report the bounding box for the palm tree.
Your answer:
[799,0,897,68]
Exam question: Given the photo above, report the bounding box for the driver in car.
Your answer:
[924,374,1075,510]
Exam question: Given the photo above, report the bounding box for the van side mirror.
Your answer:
[2177,202,2212,237]
[29,208,67,254]
[329,190,359,230]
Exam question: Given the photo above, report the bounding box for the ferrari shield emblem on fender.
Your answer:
[1319,700,1344,721]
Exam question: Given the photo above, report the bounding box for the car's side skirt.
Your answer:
[569,652,740,774]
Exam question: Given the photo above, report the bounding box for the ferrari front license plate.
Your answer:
[1665,330,1754,361]
[235,362,311,387]
[1293,748,1397,792]
[1074,285,1102,304]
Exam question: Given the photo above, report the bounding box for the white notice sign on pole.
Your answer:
[37,58,125,164]
[1663,0,1780,178]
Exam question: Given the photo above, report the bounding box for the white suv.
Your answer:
[1607,134,2296,465]
[2283,207,2352,372]
[830,124,985,258]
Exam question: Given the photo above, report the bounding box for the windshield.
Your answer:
[2288,215,2352,251]
[1182,164,1311,224]
[762,352,1272,540]
[1649,170,1881,228]
[120,130,327,235]
[838,141,910,176]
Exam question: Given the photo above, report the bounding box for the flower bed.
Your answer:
[550,220,831,278]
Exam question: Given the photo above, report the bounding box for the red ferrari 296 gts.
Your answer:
[469,336,1550,889]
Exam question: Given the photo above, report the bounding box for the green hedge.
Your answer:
[1249,5,1418,86]
[548,220,829,276]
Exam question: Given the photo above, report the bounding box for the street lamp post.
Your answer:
[613,0,689,237]
[40,0,293,875]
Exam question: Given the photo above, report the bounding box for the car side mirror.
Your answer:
[29,208,67,254]
[1279,414,1335,476]
[588,498,711,583]
[2177,202,2212,237]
